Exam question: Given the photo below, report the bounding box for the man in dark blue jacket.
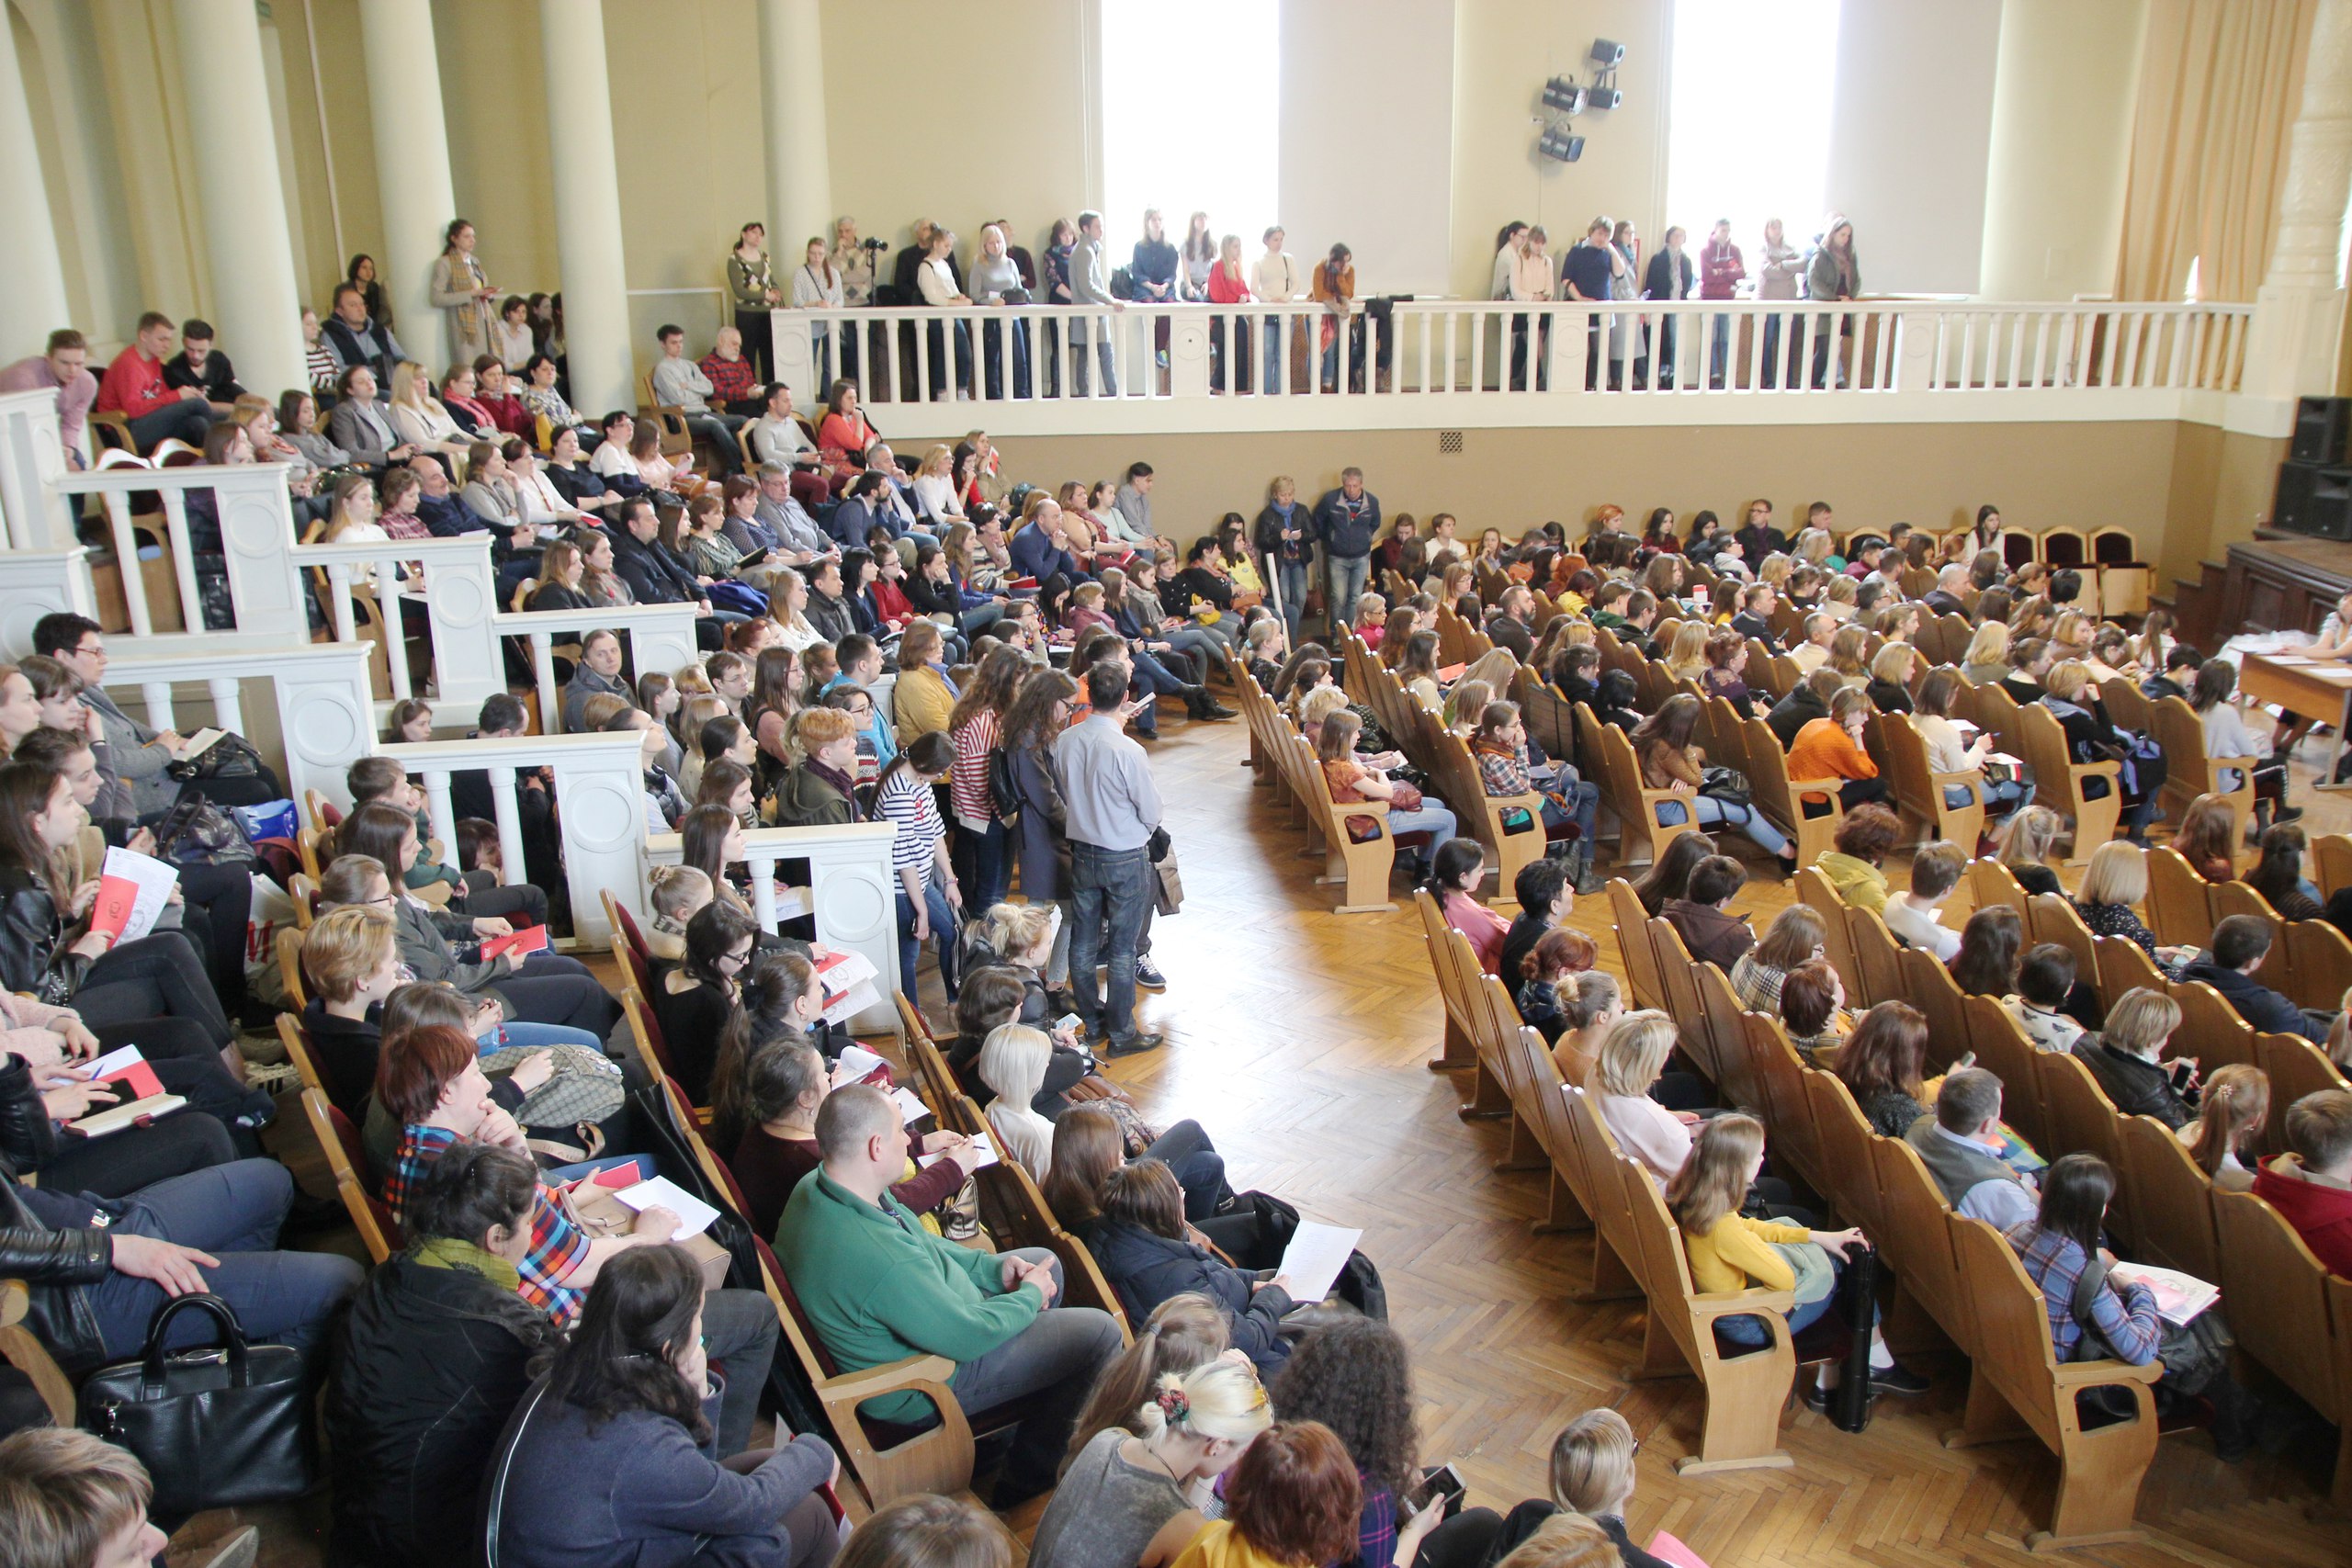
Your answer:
[1311,467,1379,640]
[608,499,729,650]
[1010,500,1084,586]
[2182,915,2327,1042]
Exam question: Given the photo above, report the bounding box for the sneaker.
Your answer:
[1869,1364,1931,1396]
[1103,1032,1164,1056]
[1135,957,1169,991]
[243,1059,301,1093]
[2275,804,2306,825]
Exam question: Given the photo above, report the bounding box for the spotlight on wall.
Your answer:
[1541,75,1587,115]
[1538,130,1586,164]
[1586,39,1623,109]
[1587,85,1623,110]
[1589,39,1625,65]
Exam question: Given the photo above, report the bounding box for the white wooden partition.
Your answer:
[100,640,376,812]
[493,604,701,732]
[50,464,308,639]
[644,821,902,1031]
[381,731,653,950]
[0,547,100,657]
[293,536,505,715]
[0,390,74,550]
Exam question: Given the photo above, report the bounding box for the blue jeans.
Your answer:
[1276,560,1310,643]
[477,1021,606,1054]
[1262,318,1285,393]
[1142,1119,1230,1220]
[896,882,960,1001]
[1654,793,1791,856]
[1069,319,1118,396]
[1070,841,1155,1040]
[1385,803,1458,862]
[1326,554,1369,640]
[89,1160,364,1363]
[962,816,1010,910]
[1718,1286,1836,1348]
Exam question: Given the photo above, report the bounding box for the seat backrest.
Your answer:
[2143,846,2214,950]
[1869,1134,1974,1355]
[2025,894,2098,992]
[1742,1012,1821,1191]
[1846,905,1905,1011]
[2164,978,2257,1071]
[2015,704,2079,800]
[276,927,310,1012]
[1805,1068,1887,1235]
[2211,1188,2345,1424]
[2115,1114,2220,1285]
[1690,961,1749,1107]
[2034,1050,2128,1230]
[2104,678,2155,739]
[600,888,651,967]
[1899,947,1970,1074]
[2253,1032,2351,1155]
[1736,717,1808,834]
[2092,934,2165,1007]
[305,1089,395,1264]
[1608,878,1667,1011]
[1948,1215,2064,1429]
[1647,917,1710,1071]
[276,1011,324,1097]
[620,985,682,1085]
[1966,857,2030,919]
[2312,833,2352,899]
[2287,918,2352,1017]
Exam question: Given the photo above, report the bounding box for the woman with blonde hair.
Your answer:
[2078,987,2196,1129]
[1865,641,1917,713]
[387,361,470,470]
[1032,1357,1275,1568]
[1960,619,2011,685]
[911,443,965,525]
[1589,1011,1699,1183]
[2071,840,2191,969]
[2180,1063,2269,1191]
[977,1023,1057,1180]
[1661,621,1708,685]
[1993,802,2064,897]
[1730,904,1826,1016]
[1793,527,1835,567]
[321,472,388,544]
[1481,1406,1657,1568]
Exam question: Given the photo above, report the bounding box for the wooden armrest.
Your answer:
[816,1352,960,1404]
[2077,760,2122,780]
[0,1279,27,1328]
[1927,768,1983,790]
[2213,754,2259,777]
[1489,790,1545,813]
[1788,775,1847,796]
[1688,1288,1798,1318]
[2051,1357,2164,1389]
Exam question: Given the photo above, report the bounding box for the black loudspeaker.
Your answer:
[2275,459,2352,540]
[2293,396,2350,464]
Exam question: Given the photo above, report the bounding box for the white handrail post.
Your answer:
[140,682,176,730]
[203,677,246,739]
[748,849,779,931]
[106,495,151,637]
[0,389,76,549]
[326,563,356,643]
[488,766,526,887]
[375,559,413,704]
[531,632,559,734]
[158,491,200,627]
[419,768,458,871]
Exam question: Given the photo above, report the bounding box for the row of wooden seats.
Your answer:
[1337,631,1548,905]
[1758,871,2352,1513]
[1412,888,1815,1475]
[1233,663,1400,913]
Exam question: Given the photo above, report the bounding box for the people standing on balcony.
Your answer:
[1608,220,1643,389]
[1560,218,1616,391]
[1807,213,1859,389]
[1755,217,1804,389]
[1178,211,1216,301]
[0,330,96,469]
[1132,209,1180,388]
[1311,243,1357,393]
[1506,225,1554,392]
[1643,227,1694,389]
[969,225,1030,400]
[1070,211,1123,398]
[1491,220,1529,301]
[430,220,498,367]
[1700,219,1746,389]
[728,221,782,383]
[1313,468,1380,642]
[1252,226,1300,395]
[1204,235,1255,393]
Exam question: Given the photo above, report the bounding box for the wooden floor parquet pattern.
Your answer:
[1090,716,2350,1568]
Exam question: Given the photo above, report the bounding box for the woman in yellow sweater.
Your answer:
[1667,1115,1928,1393]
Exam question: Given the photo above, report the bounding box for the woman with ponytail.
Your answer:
[1423,838,1509,975]
[1031,1356,1274,1568]
[2179,1063,2270,1192]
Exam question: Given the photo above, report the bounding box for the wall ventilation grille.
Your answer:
[1439,432,1464,455]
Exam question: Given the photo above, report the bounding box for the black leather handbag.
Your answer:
[77,1293,315,1517]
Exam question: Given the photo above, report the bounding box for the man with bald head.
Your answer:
[776,1083,1122,1506]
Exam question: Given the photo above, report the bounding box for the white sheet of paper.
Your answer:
[615,1176,721,1239]
[99,847,179,943]
[921,1132,1000,1171]
[835,1043,888,1080]
[815,949,879,998]
[177,728,226,761]
[820,981,882,1028]
[1275,1221,1362,1305]
[771,885,811,920]
[2109,1260,2220,1326]
[892,1086,933,1125]
[76,1045,145,1081]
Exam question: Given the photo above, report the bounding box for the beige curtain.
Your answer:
[2114,0,2317,300]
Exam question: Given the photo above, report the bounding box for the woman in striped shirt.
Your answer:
[947,646,1029,912]
[877,731,964,1002]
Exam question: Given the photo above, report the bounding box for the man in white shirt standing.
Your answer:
[1250,226,1299,394]
[650,325,747,477]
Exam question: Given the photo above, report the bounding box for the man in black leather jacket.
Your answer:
[0,1053,362,1377]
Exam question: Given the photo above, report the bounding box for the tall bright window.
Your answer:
[1099,0,1279,266]
[1666,0,1841,256]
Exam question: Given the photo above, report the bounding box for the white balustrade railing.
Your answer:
[772,297,2258,433]
[380,731,654,950]
[99,639,376,812]
[645,821,901,1031]
[0,547,101,657]
[492,604,701,733]
[289,536,505,716]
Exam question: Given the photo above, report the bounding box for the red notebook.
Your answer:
[481,926,549,963]
[83,1047,164,1101]
[86,876,143,943]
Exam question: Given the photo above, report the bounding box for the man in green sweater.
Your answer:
[775,1084,1123,1504]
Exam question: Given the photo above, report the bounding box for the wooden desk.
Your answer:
[2240,653,2352,789]
[2221,539,2352,637]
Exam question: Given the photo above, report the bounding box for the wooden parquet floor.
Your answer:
[1074,714,2352,1568]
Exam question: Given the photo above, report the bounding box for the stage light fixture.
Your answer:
[1542,76,1587,115]
[1538,130,1586,164]
[1587,85,1623,110]
[1589,39,1624,65]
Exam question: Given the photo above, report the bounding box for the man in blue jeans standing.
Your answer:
[1313,467,1380,642]
[1054,660,1164,1055]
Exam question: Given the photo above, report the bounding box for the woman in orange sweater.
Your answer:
[1787,685,1890,814]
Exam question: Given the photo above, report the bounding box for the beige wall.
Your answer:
[995,419,2191,564]
[1979,0,2146,299]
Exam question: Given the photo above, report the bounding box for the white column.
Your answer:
[172,0,309,396]
[357,0,458,347]
[2242,0,2352,403]
[0,15,68,359]
[757,0,833,260]
[538,0,633,415]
